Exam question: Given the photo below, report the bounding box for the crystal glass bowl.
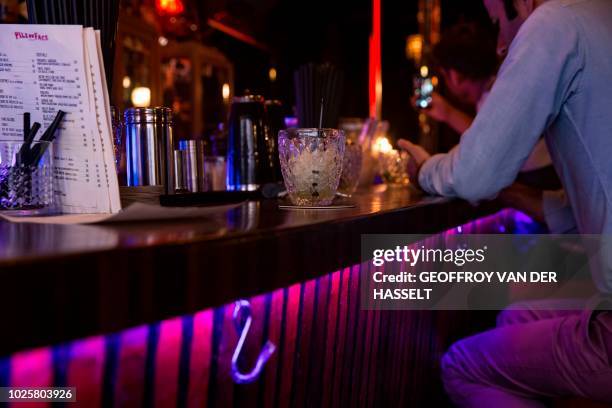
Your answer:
[278,128,345,206]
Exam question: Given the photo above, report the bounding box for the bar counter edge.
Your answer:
[0,187,503,356]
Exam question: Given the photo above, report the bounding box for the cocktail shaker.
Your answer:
[125,107,176,194]
[227,95,274,191]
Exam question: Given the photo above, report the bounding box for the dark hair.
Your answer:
[433,23,498,80]
[503,0,519,20]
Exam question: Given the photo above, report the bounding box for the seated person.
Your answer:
[399,0,612,405]
[422,22,561,192]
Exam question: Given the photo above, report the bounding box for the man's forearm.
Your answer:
[444,106,474,135]
[498,183,545,224]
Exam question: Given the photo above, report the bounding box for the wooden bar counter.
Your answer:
[0,186,501,356]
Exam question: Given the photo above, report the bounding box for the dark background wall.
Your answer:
[0,0,492,136]
[382,0,492,140]
[194,0,492,137]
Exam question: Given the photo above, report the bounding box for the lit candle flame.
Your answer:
[372,136,393,155]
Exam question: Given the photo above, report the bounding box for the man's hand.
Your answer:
[412,92,452,122]
[412,92,474,134]
[498,182,545,224]
[397,139,431,188]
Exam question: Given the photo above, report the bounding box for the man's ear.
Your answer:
[448,69,466,88]
[515,0,536,19]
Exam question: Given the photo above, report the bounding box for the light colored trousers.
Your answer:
[442,300,612,407]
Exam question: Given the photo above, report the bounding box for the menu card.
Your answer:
[0,24,121,214]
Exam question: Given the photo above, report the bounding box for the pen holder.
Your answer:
[0,141,54,214]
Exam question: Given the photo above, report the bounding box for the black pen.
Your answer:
[23,112,30,142]
[30,111,66,166]
[17,122,41,166]
[38,110,66,143]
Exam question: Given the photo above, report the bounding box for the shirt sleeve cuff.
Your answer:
[542,189,578,234]
[417,154,445,196]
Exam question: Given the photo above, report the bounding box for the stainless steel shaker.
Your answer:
[226,95,274,191]
[177,140,206,193]
[125,107,175,194]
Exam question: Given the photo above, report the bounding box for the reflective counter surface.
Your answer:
[0,186,501,355]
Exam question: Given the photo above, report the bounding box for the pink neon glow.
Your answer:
[115,326,148,407]
[0,210,533,401]
[68,337,105,408]
[187,310,213,406]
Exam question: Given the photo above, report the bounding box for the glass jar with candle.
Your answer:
[379,149,410,187]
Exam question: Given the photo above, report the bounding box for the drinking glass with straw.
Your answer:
[278,98,346,206]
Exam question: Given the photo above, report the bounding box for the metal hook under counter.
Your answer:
[231,299,276,384]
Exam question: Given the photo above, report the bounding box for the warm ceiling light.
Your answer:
[268,67,277,82]
[406,34,423,61]
[155,0,185,16]
[122,76,131,89]
[158,36,169,47]
[222,83,231,101]
[131,87,151,107]
[420,65,429,78]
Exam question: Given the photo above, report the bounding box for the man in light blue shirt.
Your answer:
[399,0,612,405]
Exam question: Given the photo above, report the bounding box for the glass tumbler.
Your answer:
[0,141,54,214]
[278,128,345,206]
[203,157,227,191]
[379,149,410,187]
[338,138,363,196]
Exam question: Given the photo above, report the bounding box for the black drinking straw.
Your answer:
[308,66,313,126]
[38,0,46,23]
[23,122,41,148]
[23,113,30,142]
[38,110,66,143]
[89,0,95,30]
[305,65,311,127]
[96,0,101,28]
[294,63,343,128]
[60,1,68,24]
[48,0,56,24]
[50,0,58,24]
[324,69,328,124]
[294,71,301,127]
[29,110,66,166]
[319,98,324,129]
[72,0,79,23]
[18,122,42,165]
[27,1,38,23]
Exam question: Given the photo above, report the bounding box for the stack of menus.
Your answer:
[0,24,121,214]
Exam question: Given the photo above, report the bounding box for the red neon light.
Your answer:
[369,0,382,119]
[155,0,185,16]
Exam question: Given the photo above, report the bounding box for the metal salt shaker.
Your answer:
[125,107,176,194]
